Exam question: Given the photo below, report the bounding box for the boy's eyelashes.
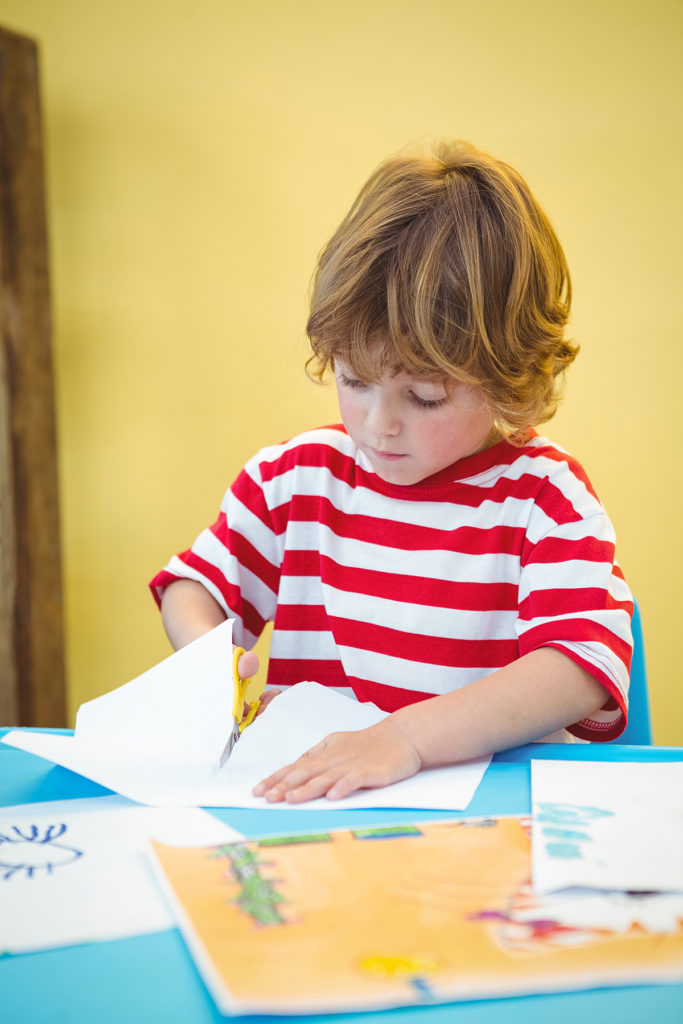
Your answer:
[337,372,448,410]
[411,393,448,410]
[337,372,367,391]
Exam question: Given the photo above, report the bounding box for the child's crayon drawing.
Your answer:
[150,816,683,1016]
[217,843,287,927]
[0,797,241,955]
[531,761,683,894]
[0,824,83,880]
[535,801,614,860]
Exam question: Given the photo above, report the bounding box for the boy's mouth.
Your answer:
[369,447,406,462]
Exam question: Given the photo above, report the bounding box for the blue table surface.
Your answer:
[1,730,682,1024]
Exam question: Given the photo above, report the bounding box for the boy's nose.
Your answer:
[366,394,401,436]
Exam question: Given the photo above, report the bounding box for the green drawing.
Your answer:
[217,843,287,927]
[257,832,332,847]
[352,825,423,840]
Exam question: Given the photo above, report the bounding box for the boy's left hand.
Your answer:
[252,720,422,803]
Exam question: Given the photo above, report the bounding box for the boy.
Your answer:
[151,140,632,803]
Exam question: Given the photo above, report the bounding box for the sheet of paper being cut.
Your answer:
[74,618,236,763]
[220,680,492,810]
[1,622,491,810]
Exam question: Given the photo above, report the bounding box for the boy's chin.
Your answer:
[370,460,424,486]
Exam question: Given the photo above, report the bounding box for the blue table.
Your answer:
[2,731,682,1024]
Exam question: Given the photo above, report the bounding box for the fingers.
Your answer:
[252,736,339,803]
[255,758,374,803]
[236,649,259,680]
[258,771,356,804]
[255,688,282,716]
[278,764,365,803]
[253,760,354,804]
[252,727,415,804]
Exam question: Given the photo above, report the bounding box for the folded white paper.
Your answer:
[75,618,237,762]
[1,622,490,811]
[531,759,683,894]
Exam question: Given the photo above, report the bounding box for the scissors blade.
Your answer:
[218,718,241,770]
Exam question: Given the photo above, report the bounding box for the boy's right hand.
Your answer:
[255,687,282,717]
[234,646,282,720]
[235,647,259,682]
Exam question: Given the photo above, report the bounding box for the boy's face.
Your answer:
[334,360,497,486]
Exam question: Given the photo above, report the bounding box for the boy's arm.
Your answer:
[160,579,227,648]
[253,647,607,803]
[160,579,259,678]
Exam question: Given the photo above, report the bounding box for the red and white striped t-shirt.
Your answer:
[150,425,632,741]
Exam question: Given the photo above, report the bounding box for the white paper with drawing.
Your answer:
[0,795,241,953]
[531,759,683,895]
[0,621,490,810]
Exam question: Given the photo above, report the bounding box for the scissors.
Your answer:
[219,646,261,768]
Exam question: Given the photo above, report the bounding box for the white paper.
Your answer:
[531,760,683,894]
[3,666,490,812]
[206,680,491,810]
[0,795,241,953]
[75,618,236,762]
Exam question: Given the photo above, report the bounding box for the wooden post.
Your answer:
[0,24,66,726]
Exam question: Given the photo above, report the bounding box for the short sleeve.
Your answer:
[149,455,282,650]
[517,511,633,742]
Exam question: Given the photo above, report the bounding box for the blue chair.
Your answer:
[612,599,652,745]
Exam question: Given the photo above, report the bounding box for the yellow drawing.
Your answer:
[150,817,683,1016]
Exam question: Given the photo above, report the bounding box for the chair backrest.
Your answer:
[0,25,66,727]
[611,599,652,745]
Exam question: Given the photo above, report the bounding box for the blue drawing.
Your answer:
[0,824,84,880]
[536,802,614,861]
[540,827,592,841]
[544,841,583,859]
[536,803,614,827]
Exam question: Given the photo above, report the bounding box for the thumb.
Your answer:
[236,648,259,680]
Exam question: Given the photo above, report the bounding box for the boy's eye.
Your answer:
[410,392,448,410]
[338,371,448,409]
[339,373,368,391]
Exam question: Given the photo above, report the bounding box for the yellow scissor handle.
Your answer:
[232,646,261,733]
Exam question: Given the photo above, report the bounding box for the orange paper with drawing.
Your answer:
[150,818,683,1016]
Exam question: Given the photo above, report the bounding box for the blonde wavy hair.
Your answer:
[306,140,577,436]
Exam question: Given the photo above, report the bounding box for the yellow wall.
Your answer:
[3,1,682,742]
